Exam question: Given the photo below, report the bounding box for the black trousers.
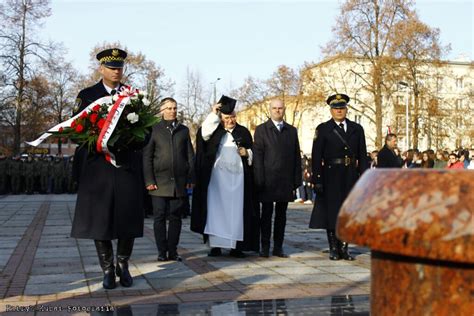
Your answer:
[260,202,289,251]
[152,196,183,256]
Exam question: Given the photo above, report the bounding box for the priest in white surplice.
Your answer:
[191,96,260,257]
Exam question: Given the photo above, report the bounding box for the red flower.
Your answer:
[58,127,64,133]
[71,120,76,128]
[75,124,84,133]
[97,118,106,129]
[92,104,100,112]
[89,113,98,124]
[80,111,88,119]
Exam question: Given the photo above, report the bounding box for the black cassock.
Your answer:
[70,81,146,240]
[309,119,368,230]
[191,123,259,252]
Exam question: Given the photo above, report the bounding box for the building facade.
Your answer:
[237,56,473,154]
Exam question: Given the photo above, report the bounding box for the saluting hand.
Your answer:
[212,103,222,114]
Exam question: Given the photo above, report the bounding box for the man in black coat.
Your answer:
[191,96,259,257]
[309,94,368,261]
[376,133,403,168]
[253,99,302,258]
[70,48,144,289]
[143,97,195,262]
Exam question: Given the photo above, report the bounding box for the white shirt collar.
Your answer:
[271,119,284,128]
[102,82,120,95]
[334,120,347,131]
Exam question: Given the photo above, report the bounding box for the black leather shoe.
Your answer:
[339,242,355,261]
[229,249,246,258]
[116,261,133,287]
[102,268,116,289]
[327,230,341,260]
[329,247,341,260]
[168,254,183,262]
[272,250,289,258]
[259,248,270,258]
[157,253,168,261]
[208,247,222,257]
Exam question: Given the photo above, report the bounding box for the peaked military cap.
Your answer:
[326,93,350,108]
[218,95,237,115]
[96,48,127,68]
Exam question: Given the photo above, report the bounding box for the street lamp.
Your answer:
[211,78,221,104]
[398,81,410,151]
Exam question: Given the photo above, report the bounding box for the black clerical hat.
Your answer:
[96,48,127,68]
[326,93,350,108]
[218,95,237,114]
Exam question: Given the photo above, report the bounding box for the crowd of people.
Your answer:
[0,154,77,195]
[369,134,474,170]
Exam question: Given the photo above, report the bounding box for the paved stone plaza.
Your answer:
[0,195,370,315]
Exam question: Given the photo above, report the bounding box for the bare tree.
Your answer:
[0,0,54,154]
[40,57,79,153]
[178,67,211,140]
[323,0,413,147]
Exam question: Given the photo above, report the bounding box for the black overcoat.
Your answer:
[190,123,259,251]
[376,145,403,168]
[142,120,195,197]
[253,120,302,202]
[70,81,145,240]
[309,119,368,230]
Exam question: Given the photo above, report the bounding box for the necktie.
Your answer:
[339,123,345,132]
[110,89,117,96]
[277,123,283,132]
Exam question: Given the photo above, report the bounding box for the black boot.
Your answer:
[326,230,341,260]
[116,238,134,287]
[338,240,355,261]
[94,240,116,289]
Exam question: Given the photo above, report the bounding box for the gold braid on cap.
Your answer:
[99,56,125,63]
[330,98,346,105]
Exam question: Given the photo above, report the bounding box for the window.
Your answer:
[354,115,362,124]
[455,99,463,110]
[436,77,443,93]
[455,117,462,128]
[396,115,405,129]
[397,96,404,104]
[456,77,463,89]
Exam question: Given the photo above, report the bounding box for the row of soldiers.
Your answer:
[0,154,77,195]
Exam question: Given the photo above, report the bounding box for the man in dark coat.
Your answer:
[310,94,368,261]
[253,99,302,258]
[376,133,403,168]
[191,97,259,257]
[70,48,144,289]
[143,97,195,262]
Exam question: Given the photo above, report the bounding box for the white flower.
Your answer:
[112,94,119,102]
[142,98,150,106]
[126,112,139,124]
[131,94,139,101]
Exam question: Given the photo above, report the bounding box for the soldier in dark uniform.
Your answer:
[52,155,65,194]
[0,153,8,194]
[39,155,51,194]
[9,156,22,194]
[65,156,77,193]
[309,94,368,261]
[70,48,145,289]
[23,155,35,194]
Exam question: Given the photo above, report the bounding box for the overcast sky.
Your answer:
[41,0,473,96]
